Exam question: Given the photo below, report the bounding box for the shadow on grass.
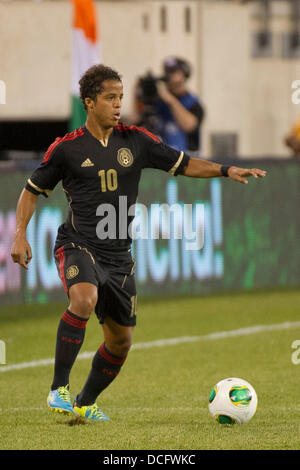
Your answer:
[55,416,88,426]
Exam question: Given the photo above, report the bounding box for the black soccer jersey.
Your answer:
[26,124,190,252]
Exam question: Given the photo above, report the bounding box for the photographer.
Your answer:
[131,57,205,156]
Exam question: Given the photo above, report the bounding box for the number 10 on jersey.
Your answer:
[98,169,118,192]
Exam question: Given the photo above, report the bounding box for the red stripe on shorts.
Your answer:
[56,246,68,293]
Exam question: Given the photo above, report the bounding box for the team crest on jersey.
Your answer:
[117,148,134,167]
[66,265,79,280]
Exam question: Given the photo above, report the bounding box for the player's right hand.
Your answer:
[11,236,32,270]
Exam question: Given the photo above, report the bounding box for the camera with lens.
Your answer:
[134,72,164,132]
[136,58,190,108]
[135,72,163,107]
[134,58,191,132]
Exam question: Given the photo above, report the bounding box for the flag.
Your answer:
[69,0,100,131]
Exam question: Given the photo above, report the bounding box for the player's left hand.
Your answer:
[228,166,267,184]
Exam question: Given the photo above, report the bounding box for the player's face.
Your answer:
[93,80,123,128]
[166,70,187,97]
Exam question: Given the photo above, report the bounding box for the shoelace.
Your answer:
[57,385,70,402]
[89,403,106,420]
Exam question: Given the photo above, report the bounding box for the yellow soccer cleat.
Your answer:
[73,396,110,422]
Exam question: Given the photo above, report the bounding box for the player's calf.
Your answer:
[50,310,89,391]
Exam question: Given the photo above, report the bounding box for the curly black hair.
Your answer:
[79,64,122,110]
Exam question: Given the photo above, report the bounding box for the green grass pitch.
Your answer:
[1,288,300,450]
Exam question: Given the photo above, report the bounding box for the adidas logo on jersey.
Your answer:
[81,158,94,167]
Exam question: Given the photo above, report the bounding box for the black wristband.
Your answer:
[221,165,231,177]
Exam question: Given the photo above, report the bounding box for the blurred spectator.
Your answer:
[285,114,300,156]
[131,57,205,156]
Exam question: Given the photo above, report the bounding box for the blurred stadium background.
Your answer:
[1,0,300,304]
[1,0,300,450]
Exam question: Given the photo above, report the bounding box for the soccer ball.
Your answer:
[208,377,258,424]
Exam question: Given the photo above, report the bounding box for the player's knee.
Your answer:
[110,334,132,357]
[69,289,98,319]
[119,336,132,356]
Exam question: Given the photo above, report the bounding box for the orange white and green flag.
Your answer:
[69,0,100,131]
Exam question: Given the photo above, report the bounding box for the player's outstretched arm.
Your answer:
[11,188,38,270]
[182,158,266,184]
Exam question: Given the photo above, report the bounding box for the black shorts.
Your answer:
[55,242,137,327]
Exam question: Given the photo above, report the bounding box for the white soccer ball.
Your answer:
[208,377,258,424]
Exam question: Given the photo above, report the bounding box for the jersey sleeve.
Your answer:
[25,140,65,198]
[138,129,190,176]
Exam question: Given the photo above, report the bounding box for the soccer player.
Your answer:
[11,64,266,422]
